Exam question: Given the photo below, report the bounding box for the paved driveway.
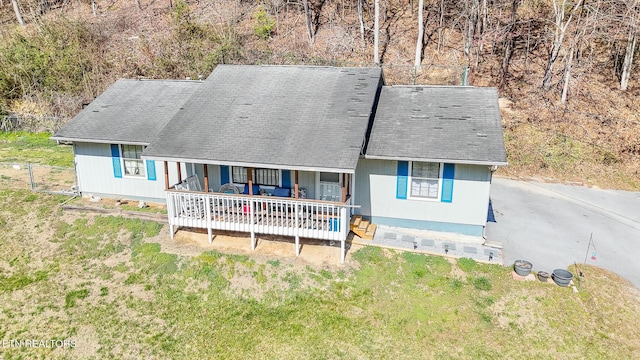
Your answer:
[486,177,640,289]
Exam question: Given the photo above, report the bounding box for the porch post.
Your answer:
[247,167,254,195]
[346,173,351,197]
[203,164,209,192]
[177,162,182,183]
[341,173,346,203]
[295,204,300,256]
[294,170,299,199]
[164,161,169,190]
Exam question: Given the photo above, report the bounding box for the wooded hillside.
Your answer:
[0,0,639,189]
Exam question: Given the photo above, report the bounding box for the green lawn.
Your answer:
[0,189,639,359]
[0,132,73,167]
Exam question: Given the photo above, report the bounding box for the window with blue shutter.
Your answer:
[146,160,156,181]
[440,163,455,203]
[110,144,122,178]
[396,161,409,199]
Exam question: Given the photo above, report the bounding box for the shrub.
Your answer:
[457,257,478,273]
[472,276,492,291]
[254,7,276,40]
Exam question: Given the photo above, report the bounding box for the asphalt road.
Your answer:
[486,177,640,289]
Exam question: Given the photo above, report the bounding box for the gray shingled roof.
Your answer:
[143,65,383,172]
[51,79,202,144]
[365,86,507,165]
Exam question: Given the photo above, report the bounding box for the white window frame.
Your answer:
[230,167,281,187]
[120,144,146,178]
[407,161,443,201]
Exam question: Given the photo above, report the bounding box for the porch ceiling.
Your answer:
[143,65,383,173]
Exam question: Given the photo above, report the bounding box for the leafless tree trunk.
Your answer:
[561,44,574,103]
[414,0,424,69]
[436,0,444,53]
[92,0,97,16]
[620,28,637,91]
[358,0,365,46]
[542,0,584,90]
[500,0,520,89]
[303,0,314,44]
[463,0,478,63]
[11,0,24,26]
[374,0,380,64]
[135,0,142,10]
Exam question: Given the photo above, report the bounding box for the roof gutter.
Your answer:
[141,155,357,174]
[363,154,508,167]
[49,136,150,146]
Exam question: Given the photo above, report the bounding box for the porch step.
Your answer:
[349,215,376,240]
[350,215,362,228]
[364,223,377,238]
[358,220,370,231]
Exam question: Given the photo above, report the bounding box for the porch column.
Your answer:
[294,170,299,199]
[164,161,169,190]
[177,162,182,183]
[203,164,209,192]
[341,173,346,203]
[247,167,254,195]
[346,173,351,197]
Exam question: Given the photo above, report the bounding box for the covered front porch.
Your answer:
[163,162,355,263]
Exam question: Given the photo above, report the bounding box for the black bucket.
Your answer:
[537,271,549,282]
[552,269,573,287]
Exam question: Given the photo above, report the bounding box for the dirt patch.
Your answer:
[158,226,360,271]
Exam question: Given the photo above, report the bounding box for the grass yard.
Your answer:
[0,132,73,167]
[0,189,639,359]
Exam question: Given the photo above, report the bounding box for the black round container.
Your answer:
[552,269,573,287]
[537,271,549,282]
[514,260,533,276]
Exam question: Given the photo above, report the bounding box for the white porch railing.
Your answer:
[165,190,353,262]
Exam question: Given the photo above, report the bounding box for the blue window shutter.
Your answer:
[220,165,230,184]
[396,161,409,199]
[281,170,291,188]
[441,163,455,203]
[146,160,156,181]
[110,144,122,178]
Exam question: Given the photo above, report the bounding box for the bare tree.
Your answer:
[500,0,521,89]
[11,0,24,25]
[463,0,479,63]
[302,0,314,44]
[135,0,142,10]
[374,0,380,64]
[358,0,365,46]
[542,0,584,91]
[620,28,637,90]
[619,1,639,91]
[414,0,424,69]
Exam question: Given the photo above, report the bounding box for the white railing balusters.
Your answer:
[165,190,352,243]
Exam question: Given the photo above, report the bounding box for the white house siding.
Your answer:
[74,142,180,202]
[354,159,491,236]
[295,170,316,199]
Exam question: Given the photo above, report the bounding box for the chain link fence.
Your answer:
[0,115,65,133]
[0,162,77,195]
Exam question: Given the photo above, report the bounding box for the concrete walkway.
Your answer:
[486,177,640,289]
[354,225,504,264]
